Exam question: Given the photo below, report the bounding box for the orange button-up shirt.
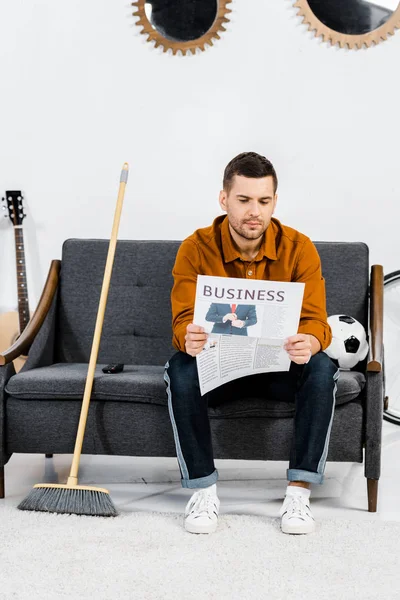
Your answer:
[171,215,332,353]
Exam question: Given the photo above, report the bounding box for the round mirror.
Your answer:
[132,0,232,55]
[295,0,400,48]
[145,1,218,42]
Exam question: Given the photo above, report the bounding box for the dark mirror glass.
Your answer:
[307,0,398,35]
[145,0,218,42]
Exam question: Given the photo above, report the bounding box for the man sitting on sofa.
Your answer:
[164,152,338,535]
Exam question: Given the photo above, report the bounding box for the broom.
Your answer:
[18,162,129,517]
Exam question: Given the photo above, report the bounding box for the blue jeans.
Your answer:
[164,352,339,489]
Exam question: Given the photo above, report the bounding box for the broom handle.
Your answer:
[67,163,129,486]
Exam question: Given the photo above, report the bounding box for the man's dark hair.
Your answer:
[223,152,278,194]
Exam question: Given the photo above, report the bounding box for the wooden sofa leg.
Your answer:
[367,478,378,512]
[45,454,53,458]
[0,466,4,499]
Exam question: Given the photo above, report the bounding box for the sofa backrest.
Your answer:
[55,239,369,365]
[56,240,180,365]
[315,242,369,328]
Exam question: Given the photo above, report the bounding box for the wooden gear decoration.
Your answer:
[132,0,232,55]
[294,0,400,49]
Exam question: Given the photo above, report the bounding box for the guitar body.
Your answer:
[0,311,27,373]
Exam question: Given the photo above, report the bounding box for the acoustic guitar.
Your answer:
[0,191,30,372]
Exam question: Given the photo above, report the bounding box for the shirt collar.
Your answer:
[220,216,277,263]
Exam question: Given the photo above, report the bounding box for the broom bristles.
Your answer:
[17,486,118,517]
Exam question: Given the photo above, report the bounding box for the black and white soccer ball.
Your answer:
[324,314,369,369]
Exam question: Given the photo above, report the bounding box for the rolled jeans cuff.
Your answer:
[181,469,219,489]
[287,468,324,485]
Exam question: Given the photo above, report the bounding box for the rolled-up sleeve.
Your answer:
[171,239,201,352]
[294,239,332,351]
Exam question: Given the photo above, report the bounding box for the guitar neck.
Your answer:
[13,226,30,334]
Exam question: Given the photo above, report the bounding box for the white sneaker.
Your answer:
[280,488,315,535]
[184,485,220,534]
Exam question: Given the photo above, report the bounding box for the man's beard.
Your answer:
[230,218,267,241]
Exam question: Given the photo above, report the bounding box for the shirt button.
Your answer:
[248,270,253,276]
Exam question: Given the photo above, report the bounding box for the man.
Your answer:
[205,302,257,336]
[164,152,338,535]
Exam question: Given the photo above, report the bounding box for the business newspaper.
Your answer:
[194,275,305,395]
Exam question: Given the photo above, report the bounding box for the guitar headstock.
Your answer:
[1,191,26,226]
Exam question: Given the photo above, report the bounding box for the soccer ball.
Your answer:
[324,315,369,369]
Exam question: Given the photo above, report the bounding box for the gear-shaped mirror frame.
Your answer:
[294,0,400,49]
[132,0,232,55]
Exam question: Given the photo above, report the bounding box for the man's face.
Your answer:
[219,175,277,242]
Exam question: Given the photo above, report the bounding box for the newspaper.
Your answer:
[194,275,305,395]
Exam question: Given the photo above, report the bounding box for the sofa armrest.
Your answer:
[364,369,383,481]
[367,264,383,373]
[0,260,61,366]
[0,361,16,466]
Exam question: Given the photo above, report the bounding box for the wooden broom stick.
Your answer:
[67,162,129,487]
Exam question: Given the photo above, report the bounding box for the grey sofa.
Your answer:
[0,239,384,510]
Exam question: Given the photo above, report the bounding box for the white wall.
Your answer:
[1,0,399,312]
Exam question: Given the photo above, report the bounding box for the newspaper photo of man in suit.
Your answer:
[205,303,257,336]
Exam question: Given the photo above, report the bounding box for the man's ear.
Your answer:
[219,190,227,212]
[272,194,278,214]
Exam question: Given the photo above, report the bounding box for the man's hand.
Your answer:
[284,333,320,365]
[231,319,245,328]
[185,323,208,357]
[222,312,237,323]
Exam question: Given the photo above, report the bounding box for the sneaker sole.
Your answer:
[281,522,316,535]
[184,520,218,534]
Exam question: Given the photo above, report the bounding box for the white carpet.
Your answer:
[1,507,399,600]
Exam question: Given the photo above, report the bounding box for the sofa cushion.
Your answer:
[6,364,365,417]
[6,364,165,405]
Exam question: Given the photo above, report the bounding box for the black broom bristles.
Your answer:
[17,486,118,517]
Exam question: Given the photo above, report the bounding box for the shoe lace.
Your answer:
[285,495,308,518]
[191,490,215,515]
